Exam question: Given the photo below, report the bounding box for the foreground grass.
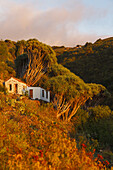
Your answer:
[0,92,110,169]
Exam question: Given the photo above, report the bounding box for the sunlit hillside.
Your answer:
[0,38,113,169]
[0,92,110,169]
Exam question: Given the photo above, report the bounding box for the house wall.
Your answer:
[5,77,50,102]
[5,77,27,95]
[27,87,50,102]
[27,87,41,99]
[40,88,50,102]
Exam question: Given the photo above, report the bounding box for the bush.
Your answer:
[73,106,113,165]
[0,84,7,93]
[0,94,110,169]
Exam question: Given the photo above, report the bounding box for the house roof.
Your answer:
[5,77,27,85]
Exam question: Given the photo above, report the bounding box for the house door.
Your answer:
[29,89,33,98]
[15,84,18,93]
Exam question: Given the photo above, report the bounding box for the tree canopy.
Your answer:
[53,37,113,109]
[0,41,16,80]
[39,63,107,121]
[15,39,57,85]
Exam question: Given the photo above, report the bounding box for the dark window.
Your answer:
[9,84,12,91]
[42,90,44,97]
[46,91,48,99]
[15,84,18,93]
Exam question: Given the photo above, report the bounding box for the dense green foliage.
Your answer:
[0,39,57,82]
[15,39,57,68]
[53,37,113,95]
[39,63,107,100]
[0,41,16,80]
[38,63,108,121]
[15,39,57,84]
[72,105,113,164]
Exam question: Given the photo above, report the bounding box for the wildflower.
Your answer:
[81,143,87,148]
[93,149,96,153]
[105,160,109,165]
[97,154,103,160]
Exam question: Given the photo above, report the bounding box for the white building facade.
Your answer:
[27,87,50,102]
[5,77,50,102]
[5,77,27,95]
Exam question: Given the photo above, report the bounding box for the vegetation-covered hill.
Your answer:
[0,38,113,168]
[53,37,113,94]
[1,38,108,121]
[0,92,111,169]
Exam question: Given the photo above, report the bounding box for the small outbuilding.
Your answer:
[5,77,50,102]
[5,77,27,95]
[27,87,50,102]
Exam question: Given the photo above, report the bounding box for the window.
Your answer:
[42,90,44,97]
[9,84,12,91]
[46,91,48,99]
[15,84,18,93]
[29,89,33,98]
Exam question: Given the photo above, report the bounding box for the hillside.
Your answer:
[0,38,113,168]
[0,92,111,169]
[53,37,113,94]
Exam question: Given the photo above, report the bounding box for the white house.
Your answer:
[5,77,27,95]
[5,77,50,102]
[27,87,50,102]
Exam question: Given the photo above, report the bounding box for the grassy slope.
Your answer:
[0,92,108,169]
